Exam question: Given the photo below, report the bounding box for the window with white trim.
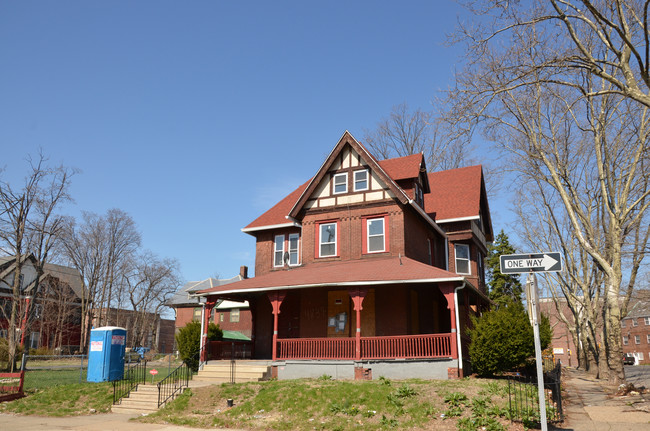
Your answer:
[622,320,627,328]
[367,218,385,253]
[633,352,644,361]
[333,173,347,194]
[454,244,470,274]
[646,334,650,344]
[635,335,641,344]
[623,336,629,345]
[319,222,337,257]
[230,308,240,323]
[353,169,368,191]
[645,317,650,325]
[288,233,300,265]
[633,319,639,327]
[274,235,285,267]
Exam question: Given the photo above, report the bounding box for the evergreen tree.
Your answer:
[486,230,523,306]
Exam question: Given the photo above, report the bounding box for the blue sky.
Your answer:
[0,1,511,283]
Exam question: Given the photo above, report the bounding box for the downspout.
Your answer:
[454,281,467,375]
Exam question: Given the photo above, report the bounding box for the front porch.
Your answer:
[198,265,490,379]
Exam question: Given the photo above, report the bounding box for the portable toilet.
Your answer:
[87,326,126,382]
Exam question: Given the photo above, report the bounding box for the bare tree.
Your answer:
[0,153,74,370]
[61,209,140,352]
[363,103,472,171]
[446,1,650,383]
[120,251,180,350]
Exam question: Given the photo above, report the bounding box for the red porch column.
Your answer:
[201,299,217,362]
[439,283,458,360]
[267,291,286,361]
[348,288,368,360]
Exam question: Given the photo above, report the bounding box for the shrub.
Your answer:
[175,320,222,371]
[469,302,552,376]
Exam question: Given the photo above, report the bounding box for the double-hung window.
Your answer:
[635,335,641,344]
[288,233,300,265]
[367,217,385,253]
[333,173,347,194]
[354,170,368,191]
[319,222,337,257]
[230,308,240,323]
[274,235,285,267]
[455,244,470,274]
[645,317,650,325]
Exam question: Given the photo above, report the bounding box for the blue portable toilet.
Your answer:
[87,326,126,382]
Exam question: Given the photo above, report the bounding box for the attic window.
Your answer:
[354,170,369,191]
[333,173,347,194]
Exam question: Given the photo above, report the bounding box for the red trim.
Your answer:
[316,220,340,258]
[362,214,389,254]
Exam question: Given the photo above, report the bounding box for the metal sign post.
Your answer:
[500,251,562,431]
[527,273,547,431]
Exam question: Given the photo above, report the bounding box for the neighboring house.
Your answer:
[541,291,650,367]
[196,131,493,380]
[168,267,252,340]
[91,307,176,354]
[0,254,84,353]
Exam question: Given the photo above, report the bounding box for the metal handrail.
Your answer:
[112,360,147,404]
[157,360,192,408]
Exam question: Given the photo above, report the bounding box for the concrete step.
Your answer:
[112,383,184,414]
[195,361,271,383]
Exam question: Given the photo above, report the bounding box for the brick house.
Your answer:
[197,131,493,379]
[0,255,83,353]
[620,292,650,364]
[168,268,252,340]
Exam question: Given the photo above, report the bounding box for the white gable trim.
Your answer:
[241,221,301,234]
[436,216,480,224]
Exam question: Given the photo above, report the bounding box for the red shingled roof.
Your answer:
[243,180,310,231]
[425,165,483,221]
[377,153,423,181]
[198,256,466,295]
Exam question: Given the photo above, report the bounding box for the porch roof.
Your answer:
[196,256,487,300]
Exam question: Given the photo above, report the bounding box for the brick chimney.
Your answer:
[240,265,248,279]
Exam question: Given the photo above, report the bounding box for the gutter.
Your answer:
[454,281,467,374]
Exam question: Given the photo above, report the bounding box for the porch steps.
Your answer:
[112,384,171,414]
[195,360,272,383]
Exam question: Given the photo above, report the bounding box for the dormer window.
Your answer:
[333,173,347,194]
[414,182,424,206]
[354,170,369,191]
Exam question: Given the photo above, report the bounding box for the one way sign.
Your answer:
[499,252,562,274]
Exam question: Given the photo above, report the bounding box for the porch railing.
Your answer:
[277,337,355,360]
[276,333,453,360]
[361,334,452,359]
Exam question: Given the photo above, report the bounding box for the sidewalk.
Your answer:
[551,367,650,430]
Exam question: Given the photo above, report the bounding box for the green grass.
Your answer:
[140,377,515,431]
[24,369,88,389]
[0,381,114,416]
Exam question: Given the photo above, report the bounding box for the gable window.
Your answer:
[333,173,347,194]
[274,235,285,267]
[319,222,337,257]
[354,169,368,191]
[455,244,470,274]
[288,233,300,265]
[367,218,385,253]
